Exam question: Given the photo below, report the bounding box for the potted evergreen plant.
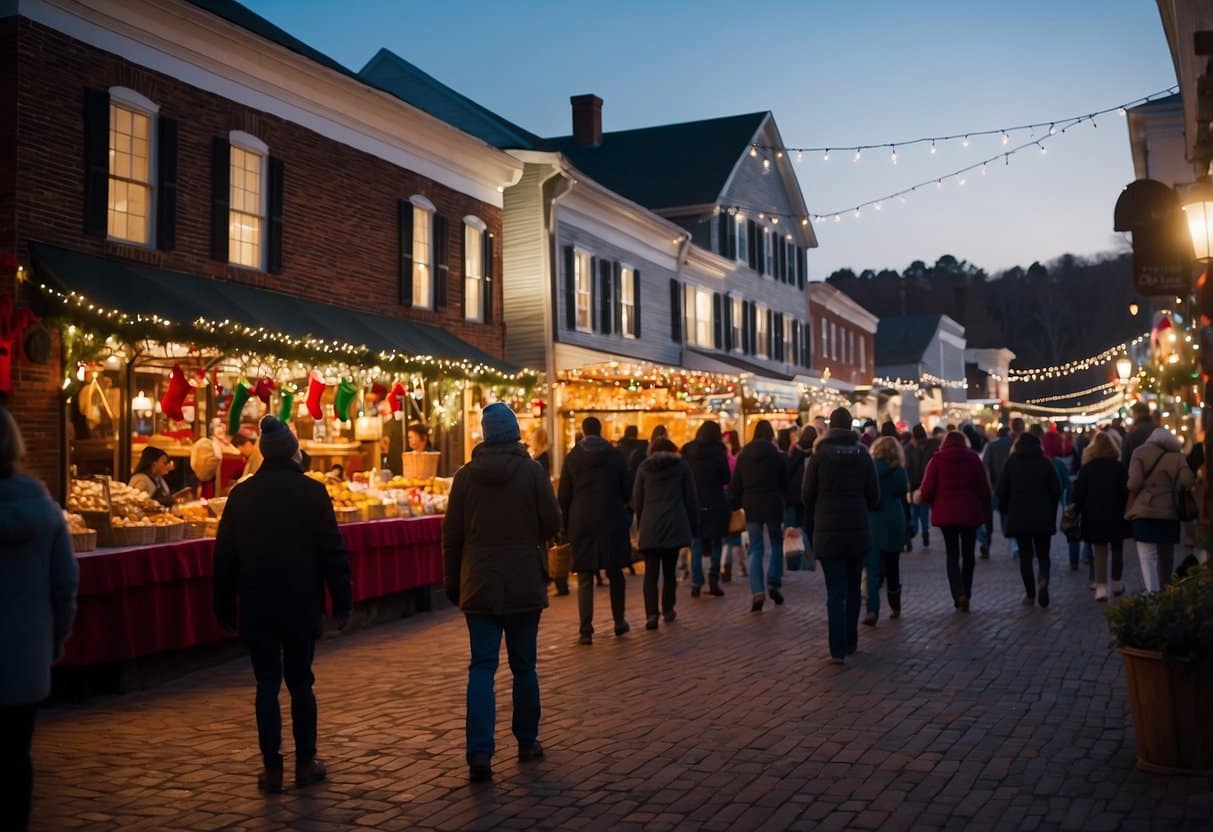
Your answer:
[1106,566,1213,775]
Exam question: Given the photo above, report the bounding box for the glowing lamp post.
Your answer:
[1181,178,1213,263]
[1116,356,1133,384]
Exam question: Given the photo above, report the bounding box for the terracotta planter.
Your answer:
[1120,647,1213,775]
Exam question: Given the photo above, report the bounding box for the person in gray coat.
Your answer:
[0,407,78,831]
[559,417,632,644]
[633,438,698,630]
[981,426,1014,556]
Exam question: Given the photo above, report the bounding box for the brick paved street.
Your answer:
[31,538,1213,831]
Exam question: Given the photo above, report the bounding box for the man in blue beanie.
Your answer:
[443,403,561,782]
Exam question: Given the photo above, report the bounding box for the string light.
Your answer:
[890,146,897,164]
[1007,332,1150,382]
[1025,381,1121,405]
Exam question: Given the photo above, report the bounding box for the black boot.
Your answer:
[555,578,570,596]
[889,591,901,618]
[922,531,930,548]
[721,563,732,583]
[708,573,724,597]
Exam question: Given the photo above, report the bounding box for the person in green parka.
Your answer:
[863,436,911,624]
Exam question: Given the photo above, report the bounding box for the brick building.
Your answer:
[1,0,527,495]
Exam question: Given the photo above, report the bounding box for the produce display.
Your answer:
[67,479,158,517]
[306,472,450,518]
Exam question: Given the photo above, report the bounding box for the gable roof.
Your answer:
[875,315,944,367]
[184,0,353,78]
[544,112,769,211]
[357,49,547,150]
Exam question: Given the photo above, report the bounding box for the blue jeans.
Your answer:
[910,504,930,536]
[747,519,783,594]
[862,546,881,614]
[690,537,723,588]
[465,611,541,758]
[820,557,862,659]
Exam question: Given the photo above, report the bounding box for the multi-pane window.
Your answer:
[412,205,433,309]
[830,321,838,360]
[464,222,483,322]
[755,305,769,358]
[107,103,152,244]
[821,317,829,360]
[620,266,636,338]
[690,287,712,347]
[859,336,866,371]
[574,249,592,332]
[783,316,794,362]
[764,230,775,275]
[229,145,265,268]
[732,296,743,352]
[735,217,748,264]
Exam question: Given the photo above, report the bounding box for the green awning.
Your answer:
[28,242,527,382]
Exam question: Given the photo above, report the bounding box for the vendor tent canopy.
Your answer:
[28,242,528,382]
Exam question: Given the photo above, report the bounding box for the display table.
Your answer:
[61,515,444,667]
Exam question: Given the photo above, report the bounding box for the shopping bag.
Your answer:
[784,526,805,571]
[547,542,572,581]
[728,509,746,535]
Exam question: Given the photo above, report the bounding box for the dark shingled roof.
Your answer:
[358,49,547,150]
[875,316,944,366]
[544,112,769,210]
[185,0,354,78]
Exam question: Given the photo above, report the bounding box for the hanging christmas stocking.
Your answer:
[388,381,407,414]
[369,381,388,404]
[253,376,276,406]
[277,385,296,423]
[334,378,358,422]
[228,378,252,436]
[160,363,189,421]
[306,372,327,420]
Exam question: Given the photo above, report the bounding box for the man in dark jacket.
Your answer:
[903,425,930,551]
[1121,402,1155,468]
[682,421,731,598]
[616,425,647,473]
[559,417,632,644]
[443,403,560,782]
[997,431,1062,607]
[214,416,352,794]
[633,438,698,629]
[730,420,790,612]
[803,408,880,663]
[981,426,1014,556]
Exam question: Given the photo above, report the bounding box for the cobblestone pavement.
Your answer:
[31,536,1213,831]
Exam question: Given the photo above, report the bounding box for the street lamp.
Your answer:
[1129,302,1140,316]
[1116,356,1133,383]
[1180,177,1213,262]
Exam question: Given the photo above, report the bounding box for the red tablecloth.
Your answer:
[61,515,444,667]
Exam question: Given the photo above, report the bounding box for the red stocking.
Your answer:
[253,376,276,406]
[160,364,189,421]
[388,382,406,414]
[306,372,327,420]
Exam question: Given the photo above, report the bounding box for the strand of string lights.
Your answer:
[1024,381,1121,405]
[753,86,1176,160]
[1006,333,1150,382]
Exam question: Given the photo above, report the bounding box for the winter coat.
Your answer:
[0,474,78,704]
[443,442,560,616]
[1126,429,1196,521]
[802,429,880,559]
[869,459,910,553]
[1072,457,1128,544]
[729,439,788,524]
[786,446,810,508]
[903,442,927,491]
[920,446,991,529]
[682,438,732,540]
[1051,458,1072,505]
[633,452,699,551]
[1121,421,1155,469]
[981,436,1013,490]
[213,457,352,639]
[618,437,648,473]
[558,435,632,572]
[996,436,1062,537]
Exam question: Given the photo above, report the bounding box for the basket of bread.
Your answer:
[64,511,97,553]
[148,511,187,543]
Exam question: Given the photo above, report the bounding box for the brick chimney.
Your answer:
[571,94,603,147]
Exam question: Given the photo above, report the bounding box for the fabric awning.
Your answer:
[28,242,525,380]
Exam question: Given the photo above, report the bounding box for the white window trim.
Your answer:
[693,287,713,349]
[411,202,434,310]
[755,304,769,359]
[106,90,158,247]
[821,317,828,360]
[574,248,593,333]
[409,194,436,212]
[463,220,484,323]
[227,132,269,270]
[731,295,744,353]
[229,129,267,155]
[463,214,487,231]
[619,264,636,339]
[735,215,748,264]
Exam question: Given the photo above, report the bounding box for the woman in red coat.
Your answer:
[920,431,992,611]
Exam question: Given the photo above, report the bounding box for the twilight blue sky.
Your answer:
[243,0,1175,277]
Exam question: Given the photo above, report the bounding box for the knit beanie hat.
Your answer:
[828,407,853,430]
[481,402,520,444]
[258,415,299,461]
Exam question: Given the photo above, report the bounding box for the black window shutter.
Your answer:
[803,326,812,368]
[749,302,758,354]
[796,246,806,290]
[757,229,766,276]
[746,220,758,269]
[669,279,681,342]
[599,257,616,334]
[712,292,723,349]
[774,312,784,361]
[210,137,230,262]
[83,88,110,237]
[155,116,178,250]
[482,230,493,324]
[612,262,623,334]
[790,320,800,365]
[563,245,576,330]
[267,156,284,273]
[632,269,642,338]
[766,308,774,357]
[433,213,448,308]
[398,200,414,306]
[741,301,752,354]
[728,217,738,259]
[723,297,733,352]
[777,239,786,282]
[716,213,729,258]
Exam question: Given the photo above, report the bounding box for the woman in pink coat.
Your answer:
[920,431,992,611]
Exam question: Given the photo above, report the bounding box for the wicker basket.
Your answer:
[361,502,387,522]
[105,525,157,547]
[71,530,98,553]
[183,521,208,539]
[154,520,186,543]
[334,506,361,524]
[401,451,440,480]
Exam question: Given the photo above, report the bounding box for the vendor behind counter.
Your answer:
[129,446,174,506]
